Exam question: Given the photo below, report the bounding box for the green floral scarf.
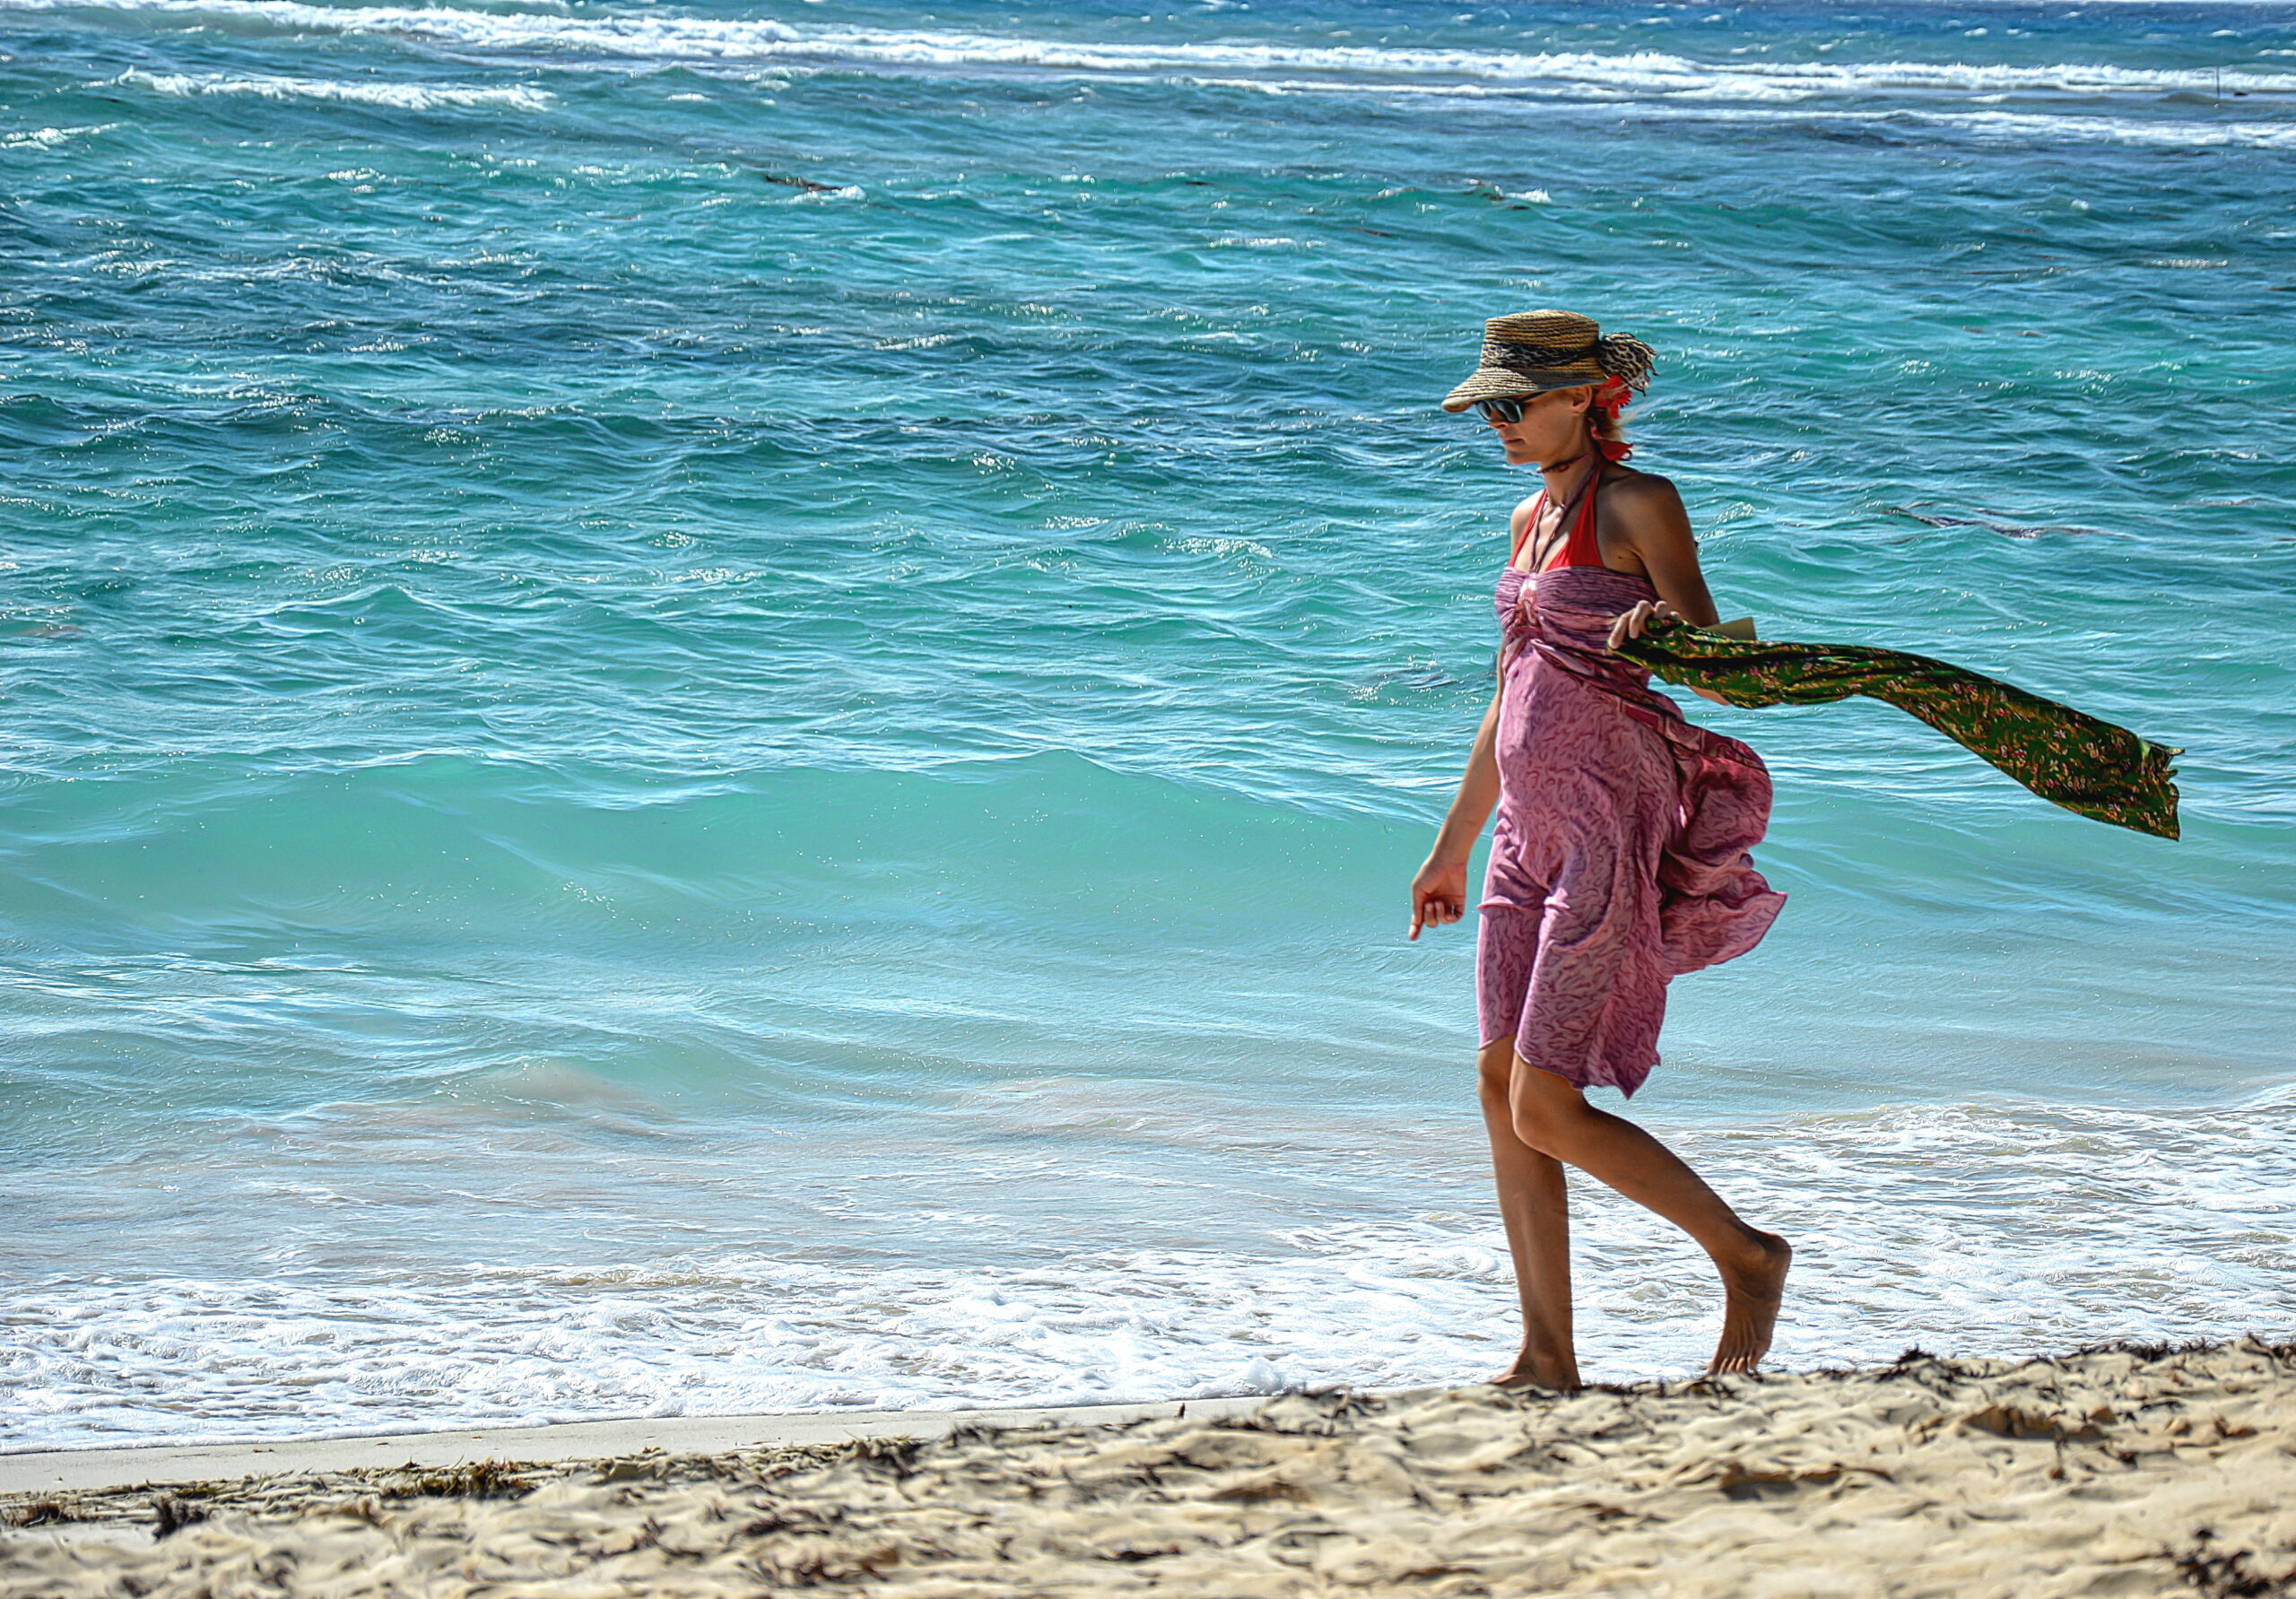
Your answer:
[1613,621,2181,840]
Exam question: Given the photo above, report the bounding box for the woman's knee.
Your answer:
[1475,1039,1518,1109]
[1507,1063,1589,1157]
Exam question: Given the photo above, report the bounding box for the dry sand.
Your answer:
[5,1340,2293,1597]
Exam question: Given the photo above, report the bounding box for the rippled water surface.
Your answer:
[3,0,2293,1448]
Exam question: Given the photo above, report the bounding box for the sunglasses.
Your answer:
[1473,396,1534,424]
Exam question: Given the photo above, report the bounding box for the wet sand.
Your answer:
[5,1340,2292,1596]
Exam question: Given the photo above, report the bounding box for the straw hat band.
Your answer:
[1480,339,1601,374]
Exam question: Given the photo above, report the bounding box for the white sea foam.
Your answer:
[3,125,74,149]
[1928,108,2296,148]
[0,120,116,148]
[113,67,553,110]
[5,1091,2290,1451]
[15,0,2296,102]
[1626,101,2296,150]
[1161,74,2296,149]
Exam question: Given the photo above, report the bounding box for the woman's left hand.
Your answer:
[1609,599,1731,703]
[1605,598,1681,652]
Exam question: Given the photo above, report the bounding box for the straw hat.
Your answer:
[1440,309,1657,413]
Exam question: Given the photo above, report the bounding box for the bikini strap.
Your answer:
[1508,461,1602,572]
[1507,488,1549,568]
[1549,459,1605,571]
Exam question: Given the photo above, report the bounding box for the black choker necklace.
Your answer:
[1542,449,1589,474]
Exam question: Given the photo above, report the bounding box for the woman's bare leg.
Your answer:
[1507,1056,1790,1375]
[1475,1038,1580,1389]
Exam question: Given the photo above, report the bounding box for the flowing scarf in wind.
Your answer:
[1613,620,2182,840]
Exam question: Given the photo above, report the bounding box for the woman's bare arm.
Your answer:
[1410,684,1502,939]
[1609,474,1718,628]
[1604,474,1730,702]
[1412,494,1541,939]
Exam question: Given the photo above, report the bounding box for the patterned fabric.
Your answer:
[1613,621,2182,840]
[1480,564,1785,1098]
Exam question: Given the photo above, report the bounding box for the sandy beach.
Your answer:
[5,1339,2292,1597]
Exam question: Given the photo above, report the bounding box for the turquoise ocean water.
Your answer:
[3,0,2293,1449]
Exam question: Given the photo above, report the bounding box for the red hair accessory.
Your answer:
[1589,376,1634,463]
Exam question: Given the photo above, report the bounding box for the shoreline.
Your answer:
[0,1393,1276,1499]
[7,1339,2294,1595]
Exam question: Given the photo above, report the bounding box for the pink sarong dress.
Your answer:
[1478,470,1786,1097]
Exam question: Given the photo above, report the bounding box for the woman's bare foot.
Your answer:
[1708,1230,1791,1375]
[1490,1351,1581,1392]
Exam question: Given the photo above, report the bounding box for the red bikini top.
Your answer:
[1509,460,1605,573]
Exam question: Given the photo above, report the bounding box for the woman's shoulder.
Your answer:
[1596,465,1687,522]
[1596,462,1678,499]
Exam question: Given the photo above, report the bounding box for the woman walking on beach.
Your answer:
[1409,311,1793,1389]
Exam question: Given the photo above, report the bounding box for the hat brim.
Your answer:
[1441,367,1604,413]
